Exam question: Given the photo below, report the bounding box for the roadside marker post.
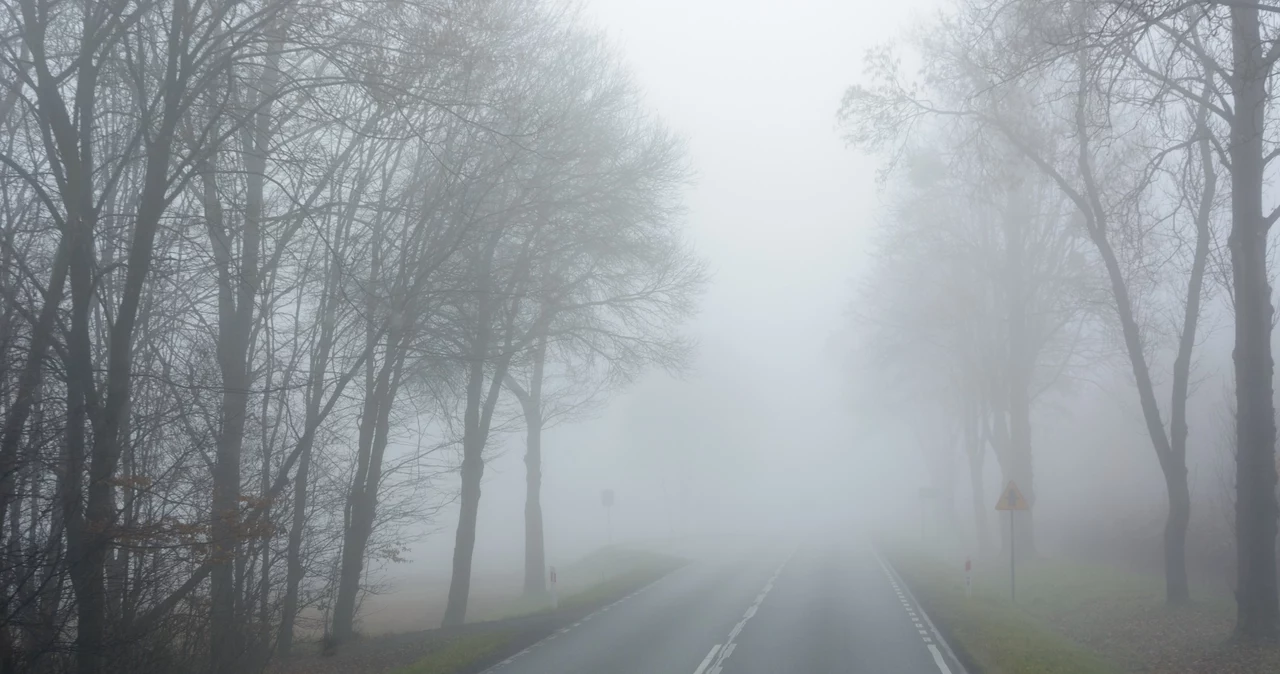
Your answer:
[964,557,972,598]
[994,480,1029,603]
[549,566,558,609]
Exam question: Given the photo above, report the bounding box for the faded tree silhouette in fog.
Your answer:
[841,0,1279,638]
[848,140,1095,557]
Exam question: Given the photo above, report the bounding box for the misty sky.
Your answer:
[401,0,944,579]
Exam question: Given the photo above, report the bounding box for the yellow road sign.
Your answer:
[995,480,1029,511]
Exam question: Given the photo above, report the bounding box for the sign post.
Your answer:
[601,489,615,546]
[994,480,1029,603]
[965,557,972,598]
[549,565,558,609]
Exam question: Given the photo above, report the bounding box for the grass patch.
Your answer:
[889,548,1123,674]
[556,561,674,612]
[480,546,682,621]
[381,549,681,674]
[889,545,1280,673]
[982,557,1167,615]
[386,633,512,674]
[559,546,679,583]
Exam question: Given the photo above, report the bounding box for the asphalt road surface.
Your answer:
[484,539,965,674]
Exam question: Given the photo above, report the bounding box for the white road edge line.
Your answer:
[872,546,968,674]
[693,644,722,674]
[478,570,675,673]
[928,644,952,674]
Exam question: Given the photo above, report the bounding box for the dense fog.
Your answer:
[5,0,1280,672]
[405,0,917,576]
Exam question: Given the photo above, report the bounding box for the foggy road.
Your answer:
[484,541,964,674]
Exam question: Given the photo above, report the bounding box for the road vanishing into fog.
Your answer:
[482,539,965,674]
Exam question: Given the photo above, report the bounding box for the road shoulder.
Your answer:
[268,556,683,674]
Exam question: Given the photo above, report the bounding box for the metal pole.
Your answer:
[1010,511,1016,603]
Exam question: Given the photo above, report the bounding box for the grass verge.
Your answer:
[887,544,1280,673]
[888,547,1123,674]
[386,633,513,674]
[481,547,682,621]
[556,561,673,612]
[347,548,683,674]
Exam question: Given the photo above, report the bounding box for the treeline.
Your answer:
[842,0,1280,640]
[0,1,703,673]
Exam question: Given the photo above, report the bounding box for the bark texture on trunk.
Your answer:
[1230,4,1279,640]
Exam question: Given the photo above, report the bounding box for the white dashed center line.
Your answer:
[696,552,793,674]
[693,644,721,674]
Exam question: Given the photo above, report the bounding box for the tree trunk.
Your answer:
[443,448,485,627]
[206,165,259,673]
[329,351,383,643]
[279,138,371,655]
[1007,361,1035,558]
[330,494,375,643]
[1165,472,1192,604]
[0,244,66,672]
[277,424,314,657]
[444,336,510,628]
[1159,92,1216,606]
[331,352,402,643]
[443,340,517,627]
[0,243,67,551]
[65,182,106,674]
[507,333,548,597]
[1005,190,1036,558]
[442,234,513,628]
[210,34,280,670]
[1230,3,1279,641]
[524,437,546,597]
[965,415,991,555]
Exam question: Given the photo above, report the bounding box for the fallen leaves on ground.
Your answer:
[1044,598,1280,674]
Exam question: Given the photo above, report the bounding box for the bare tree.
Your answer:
[848,140,1093,558]
[0,0,703,668]
[439,12,701,625]
[841,0,1222,605]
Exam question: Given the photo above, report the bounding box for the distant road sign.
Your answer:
[995,481,1029,511]
[918,487,937,499]
[602,489,615,508]
[996,480,1029,602]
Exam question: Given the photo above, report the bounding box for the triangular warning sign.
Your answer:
[995,480,1029,511]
